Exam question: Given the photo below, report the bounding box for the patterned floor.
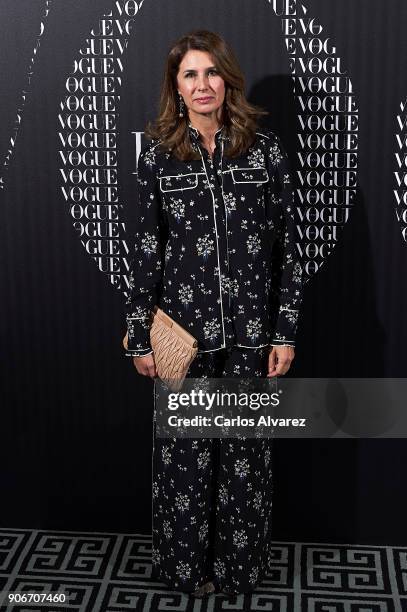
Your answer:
[0,529,406,611]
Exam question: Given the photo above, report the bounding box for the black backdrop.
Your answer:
[1,0,406,544]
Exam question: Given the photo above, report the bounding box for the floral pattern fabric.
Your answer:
[151,346,273,593]
[124,123,303,356]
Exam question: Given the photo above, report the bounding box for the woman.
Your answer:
[124,30,303,597]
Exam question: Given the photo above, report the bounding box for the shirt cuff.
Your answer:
[125,315,153,354]
[272,307,299,346]
[125,348,154,358]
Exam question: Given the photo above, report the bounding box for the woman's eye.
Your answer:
[183,70,217,79]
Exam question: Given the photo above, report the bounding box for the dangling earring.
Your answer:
[178,92,185,118]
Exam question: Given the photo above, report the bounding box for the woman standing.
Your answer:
[124,30,303,597]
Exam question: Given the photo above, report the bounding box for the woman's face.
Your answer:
[176,49,225,122]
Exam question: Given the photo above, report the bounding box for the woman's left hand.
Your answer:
[267,345,295,377]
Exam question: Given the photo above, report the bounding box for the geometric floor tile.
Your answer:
[0,529,405,611]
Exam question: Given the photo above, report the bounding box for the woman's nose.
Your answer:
[196,74,209,90]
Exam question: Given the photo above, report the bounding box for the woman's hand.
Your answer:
[132,353,157,378]
[267,346,294,377]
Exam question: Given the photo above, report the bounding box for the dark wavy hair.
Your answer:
[144,30,269,160]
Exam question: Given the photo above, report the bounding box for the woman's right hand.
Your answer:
[132,353,157,378]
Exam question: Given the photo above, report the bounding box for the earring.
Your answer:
[178,92,185,118]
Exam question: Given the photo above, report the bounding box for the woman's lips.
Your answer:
[195,97,213,103]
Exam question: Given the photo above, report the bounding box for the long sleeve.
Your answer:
[124,143,167,357]
[267,133,303,347]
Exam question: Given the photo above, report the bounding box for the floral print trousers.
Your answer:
[151,346,273,593]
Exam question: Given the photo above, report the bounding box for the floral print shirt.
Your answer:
[124,123,303,356]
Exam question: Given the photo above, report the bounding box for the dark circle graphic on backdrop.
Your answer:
[57,0,359,300]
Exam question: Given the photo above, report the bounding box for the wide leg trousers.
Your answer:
[151,346,273,594]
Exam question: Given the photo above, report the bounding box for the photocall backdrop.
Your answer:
[0,0,406,544]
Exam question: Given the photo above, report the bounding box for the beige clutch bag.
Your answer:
[122,306,198,392]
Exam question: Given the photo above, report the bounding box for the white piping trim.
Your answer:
[159,172,205,193]
[230,167,269,184]
[188,122,224,138]
[197,346,227,353]
[220,139,230,293]
[197,343,273,352]
[160,171,206,179]
[222,165,267,174]
[256,131,271,139]
[125,349,154,357]
[234,343,270,349]
[198,146,226,348]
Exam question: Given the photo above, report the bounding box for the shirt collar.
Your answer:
[188,121,227,143]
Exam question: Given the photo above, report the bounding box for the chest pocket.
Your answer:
[159,173,199,192]
[230,166,269,184]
